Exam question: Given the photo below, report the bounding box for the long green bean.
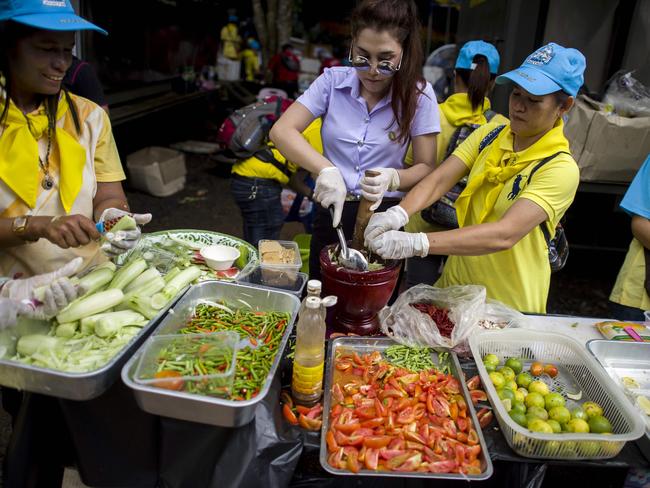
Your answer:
[384,344,437,372]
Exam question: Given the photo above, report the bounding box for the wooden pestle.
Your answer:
[351,170,381,250]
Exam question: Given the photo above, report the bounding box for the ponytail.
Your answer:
[456,55,493,112]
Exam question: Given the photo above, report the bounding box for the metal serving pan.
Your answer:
[587,339,650,461]
[0,291,184,401]
[121,280,300,427]
[319,337,493,480]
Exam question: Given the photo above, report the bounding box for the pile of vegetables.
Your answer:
[178,303,291,401]
[325,350,484,475]
[144,334,235,397]
[12,258,202,373]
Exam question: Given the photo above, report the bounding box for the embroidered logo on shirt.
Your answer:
[526,45,554,66]
[388,131,397,141]
[43,0,66,7]
[507,175,524,200]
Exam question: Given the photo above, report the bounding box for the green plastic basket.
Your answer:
[293,233,311,274]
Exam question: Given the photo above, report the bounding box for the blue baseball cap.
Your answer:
[496,42,585,97]
[0,0,107,35]
[455,40,500,75]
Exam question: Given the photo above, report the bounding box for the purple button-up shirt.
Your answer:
[297,66,440,198]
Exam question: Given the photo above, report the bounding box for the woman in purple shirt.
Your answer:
[271,0,440,279]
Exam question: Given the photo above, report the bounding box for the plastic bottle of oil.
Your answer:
[299,279,325,321]
[291,296,326,405]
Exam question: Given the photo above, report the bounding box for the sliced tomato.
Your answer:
[363,435,392,449]
[392,452,423,472]
[360,417,384,429]
[298,414,322,431]
[396,407,416,425]
[477,408,493,429]
[282,404,298,425]
[466,429,479,446]
[456,416,469,433]
[328,448,346,470]
[470,390,487,405]
[332,383,345,404]
[449,401,459,420]
[442,419,457,439]
[379,448,406,460]
[354,406,376,419]
[388,437,405,451]
[295,405,311,415]
[466,375,481,391]
[345,447,361,473]
[326,430,338,452]
[404,431,427,445]
[429,460,457,473]
[364,447,379,470]
[306,404,323,419]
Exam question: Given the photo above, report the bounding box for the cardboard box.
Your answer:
[565,95,650,183]
[126,147,187,197]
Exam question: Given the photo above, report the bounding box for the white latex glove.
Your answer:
[313,167,347,227]
[97,208,152,258]
[359,168,400,211]
[0,257,85,321]
[364,205,409,246]
[368,230,430,260]
[0,297,31,329]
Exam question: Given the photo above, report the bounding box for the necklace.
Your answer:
[38,124,54,190]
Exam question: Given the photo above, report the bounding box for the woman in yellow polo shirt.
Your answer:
[365,43,585,313]
[609,154,650,320]
[230,117,322,245]
[404,40,508,287]
[0,3,151,278]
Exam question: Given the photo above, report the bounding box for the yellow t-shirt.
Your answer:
[610,238,650,310]
[220,23,241,60]
[404,95,508,233]
[231,118,323,185]
[0,93,125,277]
[435,122,580,313]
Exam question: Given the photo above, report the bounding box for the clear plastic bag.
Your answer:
[479,299,529,330]
[603,71,650,118]
[378,284,486,350]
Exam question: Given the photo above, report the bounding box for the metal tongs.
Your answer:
[329,207,369,271]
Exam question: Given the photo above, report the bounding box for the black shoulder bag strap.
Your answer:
[254,147,293,178]
[527,151,571,242]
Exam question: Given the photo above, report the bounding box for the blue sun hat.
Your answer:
[455,40,500,75]
[0,0,107,35]
[496,42,585,97]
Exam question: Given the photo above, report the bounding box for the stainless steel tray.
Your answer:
[0,289,186,401]
[319,337,493,480]
[121,280,300,427]
[587,339,650,461]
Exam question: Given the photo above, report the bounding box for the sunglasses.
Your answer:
[348,44,403,77]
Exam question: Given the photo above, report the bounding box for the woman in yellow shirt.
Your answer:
[404,40,508,287]
[609,154,650,320]
[366,43,585,313]
[0,1,150,278]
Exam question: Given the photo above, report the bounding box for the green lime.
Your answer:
[588,415,612,434]
[489,371,506,389]
[548,406,571,424]
[544,392,566,410]
[525,392,545,409]
[483,354,500,367]
[583,401,604,419]
[498,388,516,402]
[567,418,590,433]
[498,366,516,382]
[509,410,528,427]
[505,357,523,375]
[547,419,562,433]
[485,362,496,373]
[580,441,600,457]
[516,372,533,389]
[511,400,527,414]
[528,419,553,433]
[528,380,550,396]
[526,405,549,421]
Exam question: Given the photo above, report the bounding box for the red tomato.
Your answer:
[282,404,298,425]
[429,460,458,473]
[396,407,416,424]
[363,435,392,449]
[326,431,338,452]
